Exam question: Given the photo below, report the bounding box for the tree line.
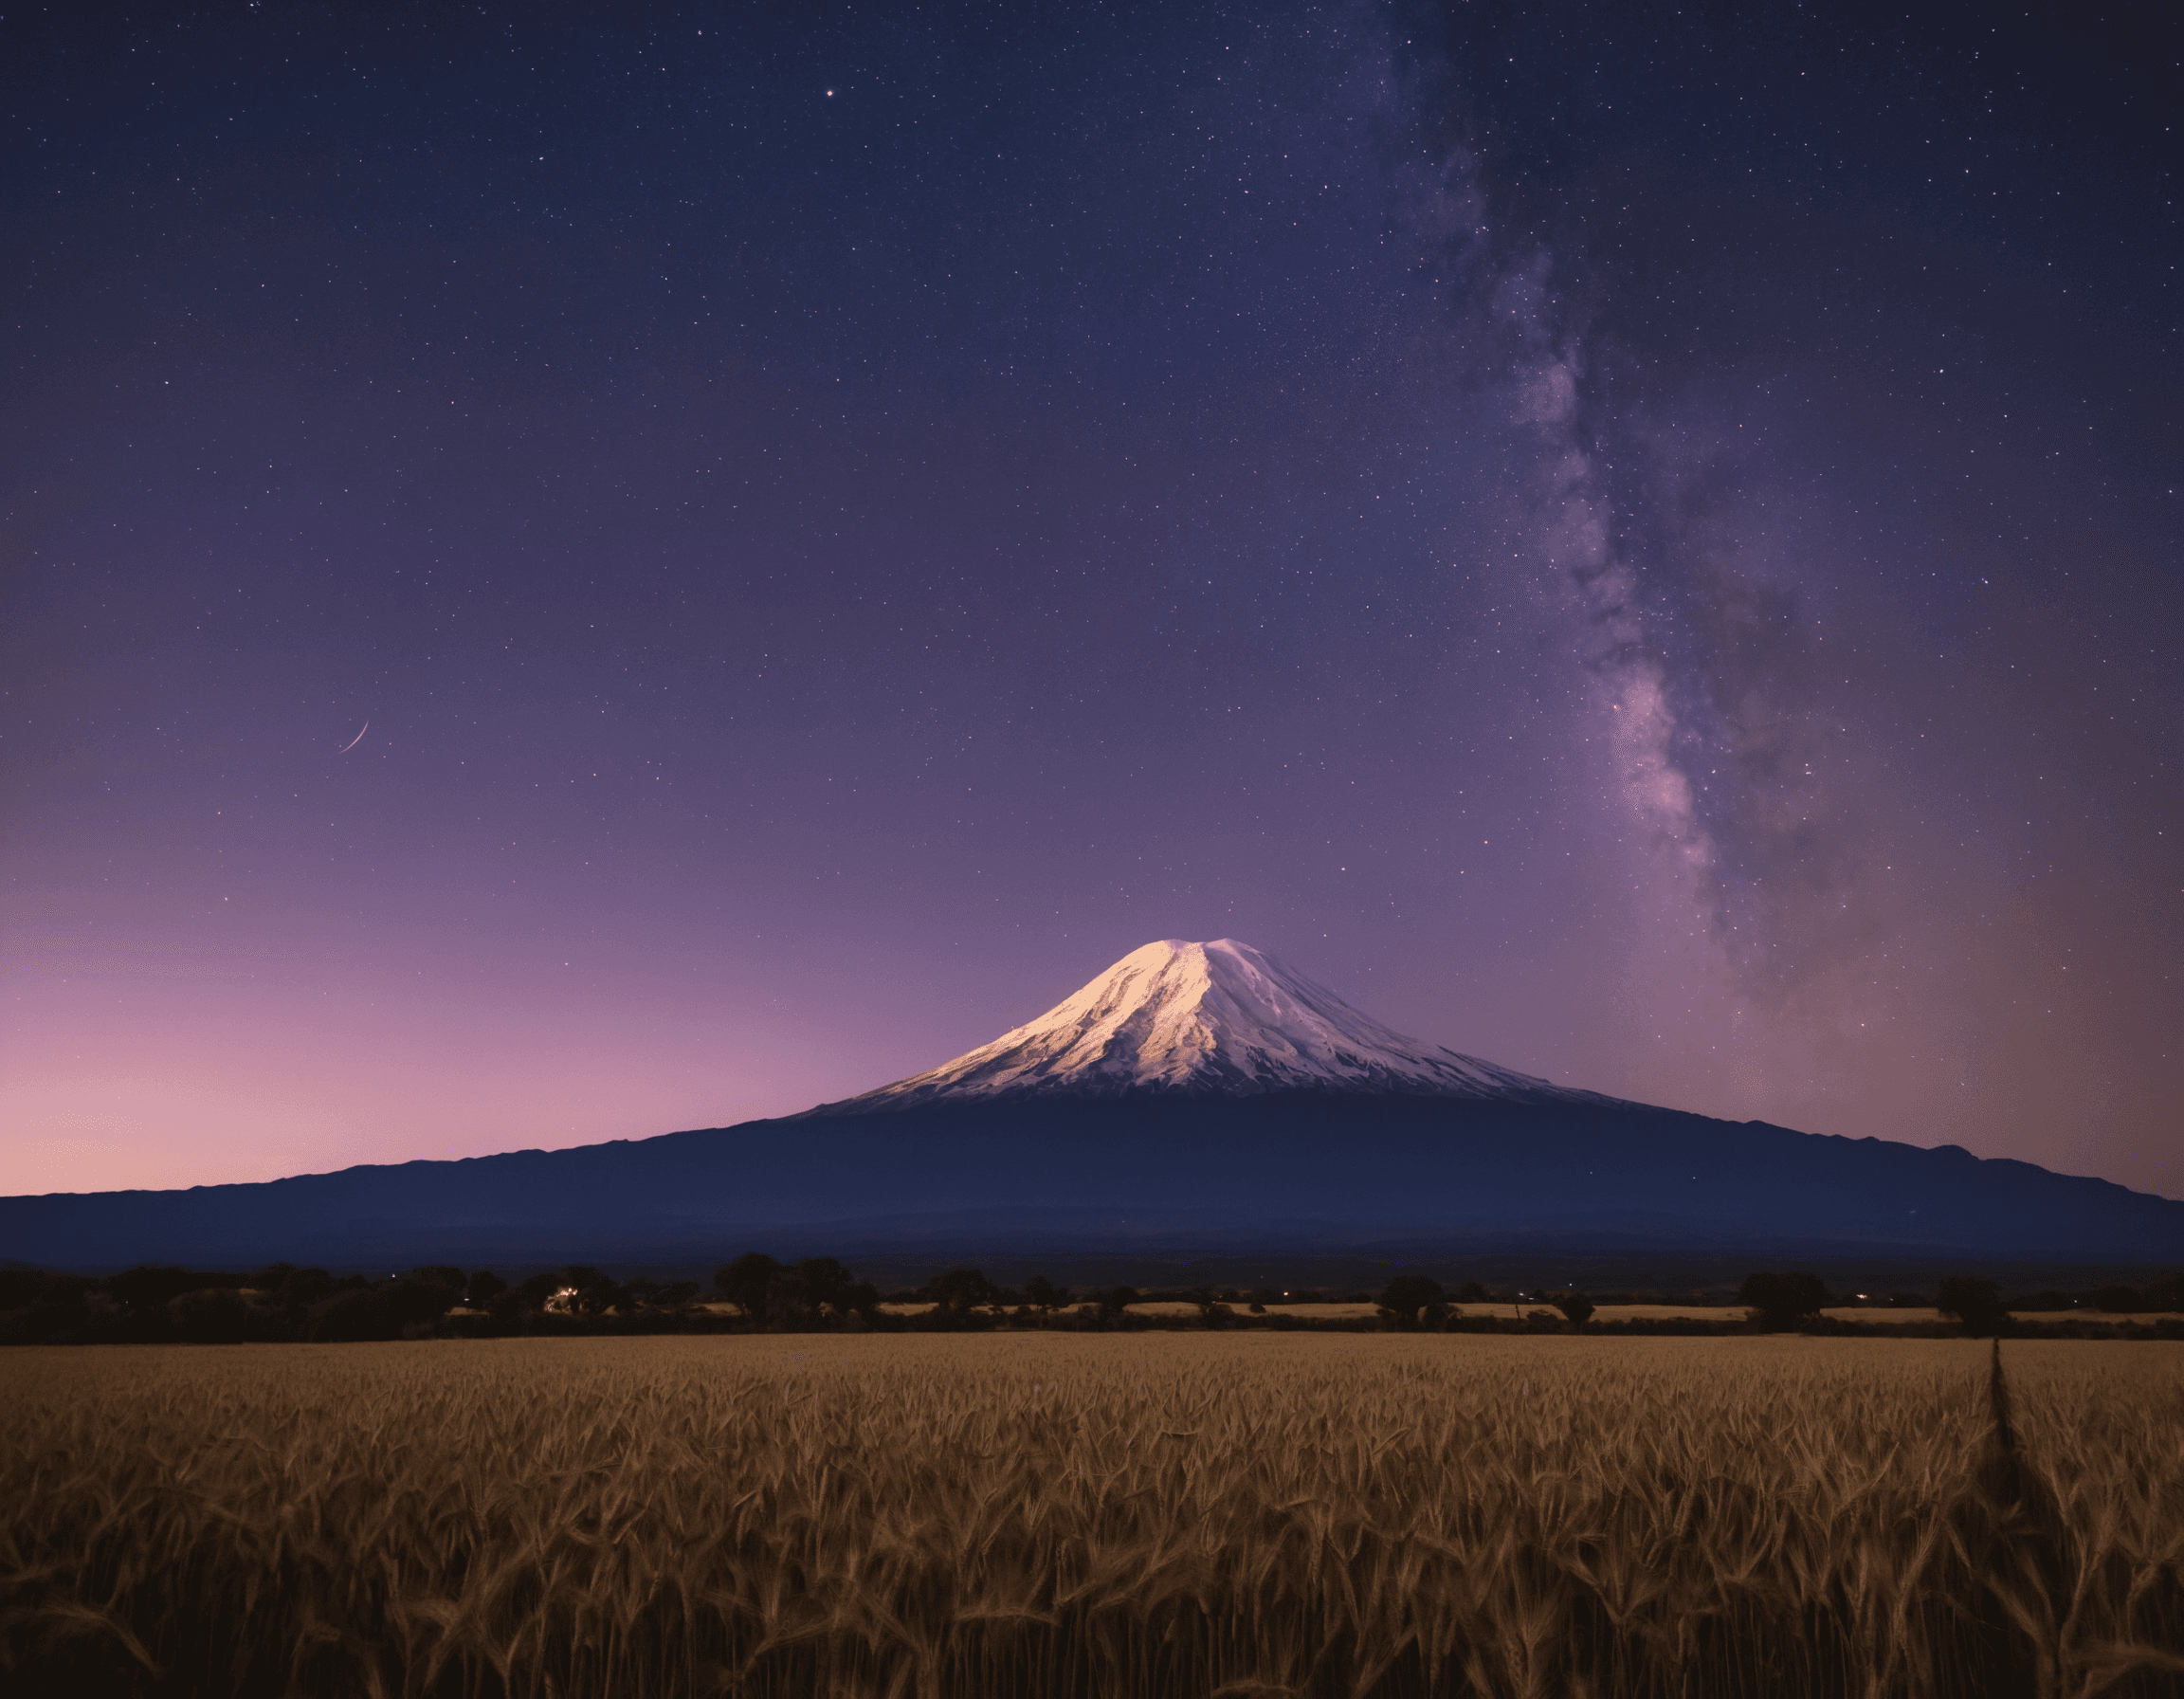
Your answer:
[2,1258,2178,1345]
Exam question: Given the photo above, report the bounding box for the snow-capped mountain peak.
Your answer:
[822,938,1603,1111]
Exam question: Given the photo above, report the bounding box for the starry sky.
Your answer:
[6,2,2177,1201]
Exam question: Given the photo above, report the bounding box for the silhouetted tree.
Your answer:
[169,1287,252,1343]
[1454,1280,1489,1303]
[466,1270,508,1307]
[789,1256,856,1319]
[747,1258,862,1325]
[927,1268,1000,1315]
[254,1265,335,1306]
[103,1266,173,1311]
[1937,1276,2009,1337]
[1738,1270,1830,1332]
[1097,1284,1139,1322]
[839,1279,881,1321]
[2092,1285,2144,1313]
[548,1266,626,1315]
[0,1271,92,1343]
[306,1288,405,1341]
[107,1266,244,1311]
[381,1275,465,1327]
[1022,1274,1065,1319]
[1188,1287,1236,1327]
[1377,1274,1448,1326]
[1554,1291,1596,1327]
[715,1252,784,1324]
[410,1266,466,1297]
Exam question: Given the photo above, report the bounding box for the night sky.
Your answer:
[6,3,2176,1202]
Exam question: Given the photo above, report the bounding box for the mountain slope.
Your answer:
[5,938,2180,1270]
[5,1095,2183,1270]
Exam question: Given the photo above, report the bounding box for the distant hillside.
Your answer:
[5,1093,2179,1271]
[11,941,2178,1271]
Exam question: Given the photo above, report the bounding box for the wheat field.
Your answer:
[4,1334,2181,1698]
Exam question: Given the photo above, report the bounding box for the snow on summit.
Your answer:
[828,939,1605,1110]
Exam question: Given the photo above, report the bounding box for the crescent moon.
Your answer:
[339,721,369,753]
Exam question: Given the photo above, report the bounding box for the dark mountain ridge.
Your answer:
[10,940,2176,1272]
[5,1092,2179,1272]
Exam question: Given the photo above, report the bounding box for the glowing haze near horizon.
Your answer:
[5,3,2177,1201]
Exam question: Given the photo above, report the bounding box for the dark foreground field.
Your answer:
[5,1335,2181,1698]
